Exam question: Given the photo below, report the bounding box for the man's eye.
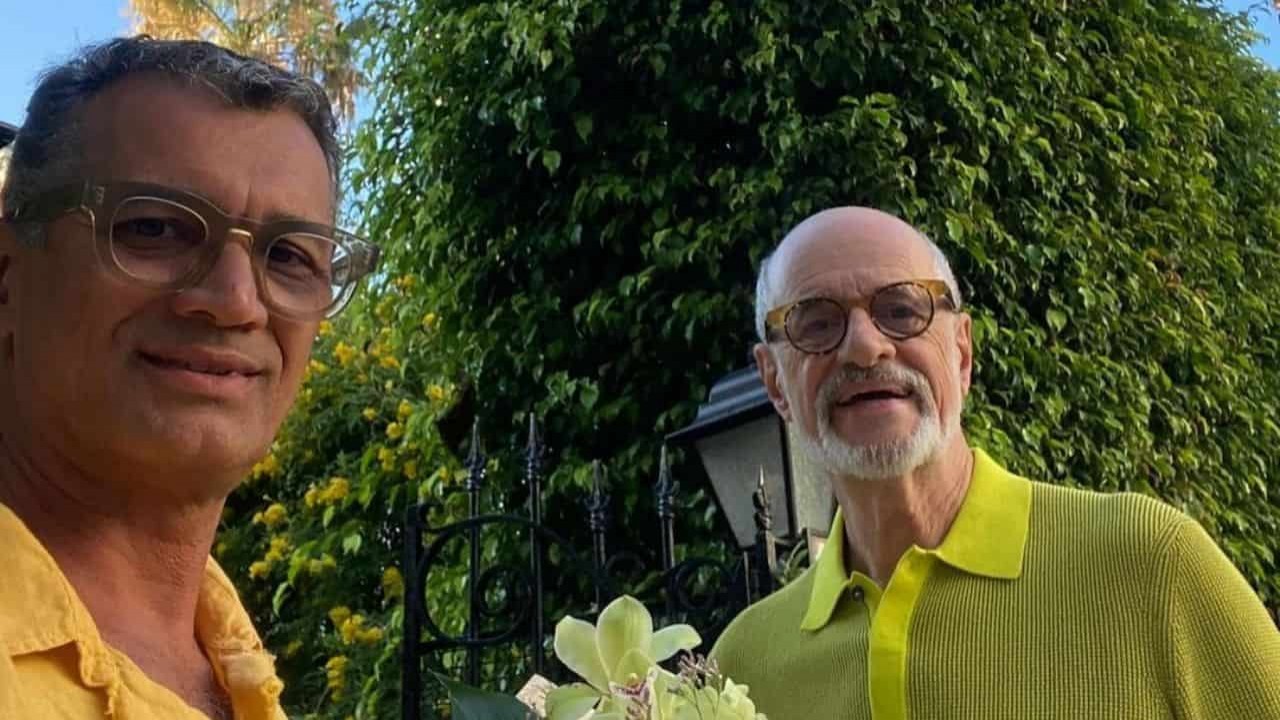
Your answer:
[112,216,203,249]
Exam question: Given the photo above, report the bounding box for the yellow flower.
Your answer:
[325,655,348,694]
[382,567,405,600]
[309,359,329,376]
[378,447,396,472]
[380,355,401,369]
[426,384,447,402]
[283,640,303,659]
[356,627,385,645]
[251,454,281,480]
[317,320,333,337]
[304,486,320,508]
[397,399,414,421]
[328,606,352,627]
[362,407,378,421]
[403,460,419,480]
[394,274,417,290]
[339,614,366,645]
[333,341,358,367]
[249,561,271,579]
[320,477,350,505]
[386,422,404,440]
[421,312,438,330]
[264,535,291,562]
[260,503,287,528]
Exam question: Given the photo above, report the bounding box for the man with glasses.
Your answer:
[711,207,1279,718]
[0,38,377,719]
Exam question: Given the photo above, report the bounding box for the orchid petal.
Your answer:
[546,683,603,720]
[595,596,653,682]
[611,648,655,687]
[649,624,701,662]
[554,615,610,691]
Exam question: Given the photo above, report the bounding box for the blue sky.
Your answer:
[3,1,1280,128]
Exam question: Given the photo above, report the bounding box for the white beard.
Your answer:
[787,361,958,481]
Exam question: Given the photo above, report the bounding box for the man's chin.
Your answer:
[802,422,946,481]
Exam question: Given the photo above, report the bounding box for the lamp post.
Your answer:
[667,365,834,553]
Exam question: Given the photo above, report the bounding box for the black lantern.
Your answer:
[668,366,834,550]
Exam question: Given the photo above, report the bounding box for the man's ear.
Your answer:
[954,312,973,399]
[753,342,792,422]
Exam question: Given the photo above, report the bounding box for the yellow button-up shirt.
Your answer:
[0,503,287,719]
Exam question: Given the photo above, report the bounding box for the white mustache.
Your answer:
[816,362,934,413]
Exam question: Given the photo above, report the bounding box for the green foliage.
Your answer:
[220,0,1280,717]
[217,283,473,718]
[354,0,1280,602]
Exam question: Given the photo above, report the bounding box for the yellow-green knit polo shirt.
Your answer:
[710,449,1280,719]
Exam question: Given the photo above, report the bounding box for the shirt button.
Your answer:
[851,587,865,601]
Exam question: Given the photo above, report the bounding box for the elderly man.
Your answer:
[0,38,378,719]
[711,207,1280,718]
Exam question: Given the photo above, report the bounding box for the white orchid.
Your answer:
[546,595,700,720]
[545,596,765,720]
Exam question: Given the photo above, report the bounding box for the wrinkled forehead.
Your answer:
[772,210,935,301]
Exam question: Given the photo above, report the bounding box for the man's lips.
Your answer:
[834,383,913,407]
[139,348,264,377]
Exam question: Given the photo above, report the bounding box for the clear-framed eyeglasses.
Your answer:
[3,180,381,320]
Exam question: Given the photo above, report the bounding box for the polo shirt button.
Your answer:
[851,587,865,601]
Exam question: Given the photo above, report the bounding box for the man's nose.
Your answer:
[169,230,270,328]
[835,307,895,368]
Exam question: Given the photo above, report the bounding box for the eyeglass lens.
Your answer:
[108,195,347,316]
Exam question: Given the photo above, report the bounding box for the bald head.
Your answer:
[754,207,961,341]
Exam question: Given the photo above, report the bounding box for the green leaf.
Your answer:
[542,149,562,175]
[574,115,593,142]
[431,671,534,720]
[271,582,291,616]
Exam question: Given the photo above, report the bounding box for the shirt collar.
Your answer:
[0,502,284,713]
[801,448,1032,631]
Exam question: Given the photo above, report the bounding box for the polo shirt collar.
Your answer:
[801,448,1032,631]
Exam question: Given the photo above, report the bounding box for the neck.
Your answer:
[0,429,223,656]
[831,437,973,587]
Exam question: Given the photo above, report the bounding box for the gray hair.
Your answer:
[2,35,339,245]
[754,230,963,342]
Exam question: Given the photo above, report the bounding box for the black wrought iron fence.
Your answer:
[401,417,787,720]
